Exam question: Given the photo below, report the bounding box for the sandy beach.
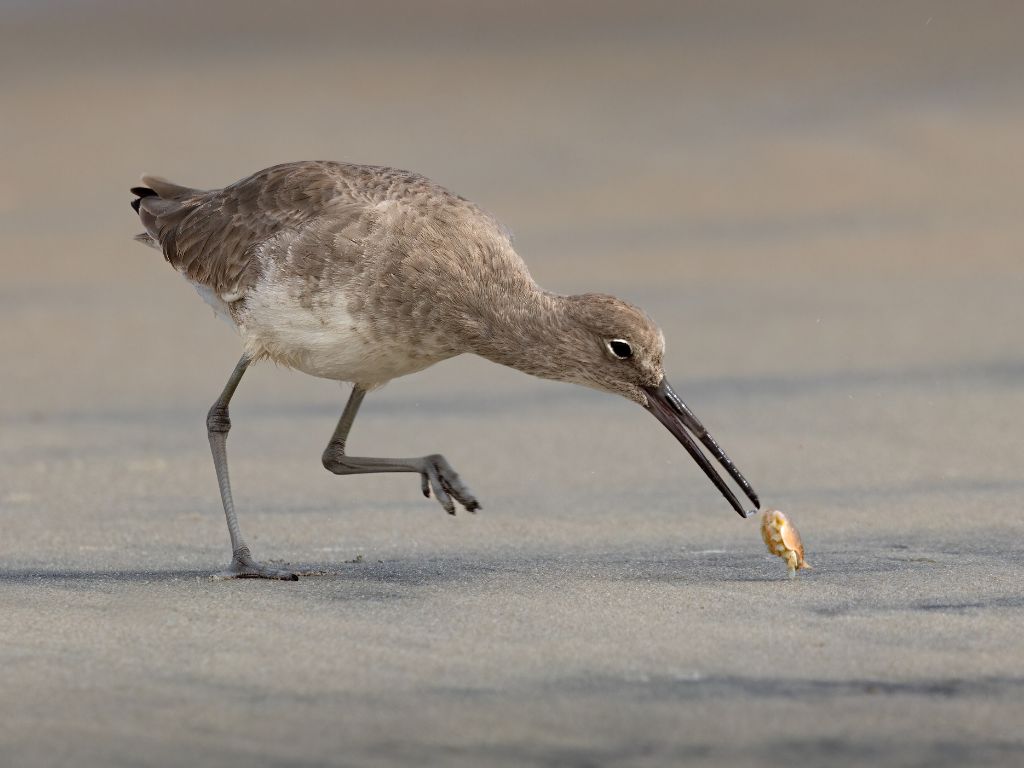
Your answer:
[1,2,1023,765]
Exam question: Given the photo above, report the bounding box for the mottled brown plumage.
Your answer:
[137,162,509,298]
[135,161,663,400]
[131,161,760,579]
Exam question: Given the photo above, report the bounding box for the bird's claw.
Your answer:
[215,547,299,581]
[420,454,480,515]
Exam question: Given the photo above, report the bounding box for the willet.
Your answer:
[131,161,760,579]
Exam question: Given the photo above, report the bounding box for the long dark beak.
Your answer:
[643,379,760,518]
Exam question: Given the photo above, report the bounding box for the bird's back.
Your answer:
[134,160,511,298]
[132,161,525,385]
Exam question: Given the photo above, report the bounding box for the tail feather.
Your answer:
[129,173,205,216]
[134,232,159,249]
[129,186,156,213]
[130,173,206,248]
[140,174,202,200]
[136,195,191,243]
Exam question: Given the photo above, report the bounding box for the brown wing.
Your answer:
[137,161,354,296]
[134,160,513,298]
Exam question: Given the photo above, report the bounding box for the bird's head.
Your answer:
[554,293,666,402]
[469,290,760,517]
[554,293,761,518]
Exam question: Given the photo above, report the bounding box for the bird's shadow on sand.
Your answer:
[0,548,910,591]
[0,567,220,584]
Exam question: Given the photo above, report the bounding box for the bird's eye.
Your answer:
[607,339,633,359]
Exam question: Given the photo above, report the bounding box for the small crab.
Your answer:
[760,508,811,578]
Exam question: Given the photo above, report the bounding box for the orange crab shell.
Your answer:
[760,509,811,575]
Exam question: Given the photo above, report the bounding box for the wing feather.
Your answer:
[137,162,348,296]
[134,160,513,299]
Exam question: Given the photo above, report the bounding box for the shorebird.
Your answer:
[131,161,760,580]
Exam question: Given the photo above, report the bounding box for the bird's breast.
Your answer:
[233,270,450,387]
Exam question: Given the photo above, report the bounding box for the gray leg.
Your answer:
[207,355,298,580]
[322,385,481,515]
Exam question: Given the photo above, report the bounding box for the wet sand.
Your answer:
[1,2,1023,765]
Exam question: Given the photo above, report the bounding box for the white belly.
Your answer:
[229,274,442,387]
[192,283,238,328]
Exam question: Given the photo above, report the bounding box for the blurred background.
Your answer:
[3,0,1021,541]
[1,2,1023,765]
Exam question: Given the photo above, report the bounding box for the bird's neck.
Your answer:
[464,283,578,382]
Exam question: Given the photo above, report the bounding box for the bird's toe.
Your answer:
[440,475,480,514]
[425,469,456,515]
[421,455,480,514]
[215,549,300,581]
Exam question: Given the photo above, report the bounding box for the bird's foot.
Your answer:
[420,454,481,515]
[214,547,299,581]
